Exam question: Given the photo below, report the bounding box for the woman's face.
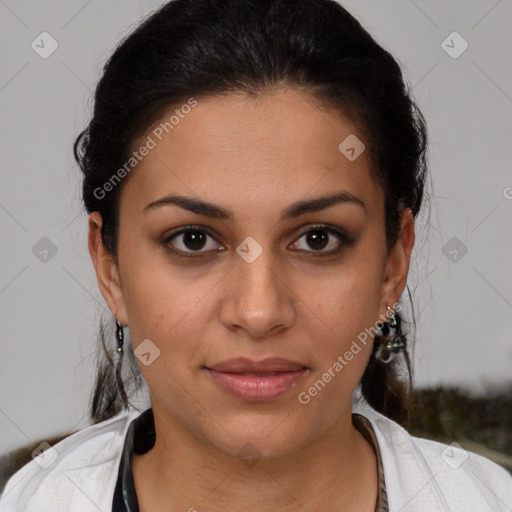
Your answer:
[90,88,414,459]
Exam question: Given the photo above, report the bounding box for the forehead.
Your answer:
[120,89,383,221]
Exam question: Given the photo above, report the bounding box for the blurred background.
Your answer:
[1,0,511,486]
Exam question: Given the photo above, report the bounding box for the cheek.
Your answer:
[308,267,382,346]
[297,264,383,396]
[121,269,212,403]
[119,248,219,366]
[124,274,208,348]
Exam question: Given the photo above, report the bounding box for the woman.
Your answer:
[1,0,511,510]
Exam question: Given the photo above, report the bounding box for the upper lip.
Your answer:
[206,357,307,373]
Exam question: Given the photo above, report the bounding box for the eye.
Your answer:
[163,223,355,259]
[290,224,354,255]
[163,226,223,258]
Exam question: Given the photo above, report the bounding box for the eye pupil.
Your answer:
[183,230,207,250]
[306,230,328,250]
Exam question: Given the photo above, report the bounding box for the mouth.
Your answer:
[204,358,309,402]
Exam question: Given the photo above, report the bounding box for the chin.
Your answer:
[199,411,312,462]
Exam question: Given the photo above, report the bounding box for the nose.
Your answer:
[219,248,296,339]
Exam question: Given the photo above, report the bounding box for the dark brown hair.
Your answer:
[74,0,429,427]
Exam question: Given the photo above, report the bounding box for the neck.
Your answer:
[132,401,378,512]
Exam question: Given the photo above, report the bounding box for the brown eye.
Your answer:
[164,227,223,257]
[178,230,208,251]
[290,224,355,255]
[302,229,330,251]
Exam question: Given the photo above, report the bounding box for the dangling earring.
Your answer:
[374,305,406,363]
[115,320,124,356]
[114,319,129,405]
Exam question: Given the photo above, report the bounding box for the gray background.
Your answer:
[1,0,511,455]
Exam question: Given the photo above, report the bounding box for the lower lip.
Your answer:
[205,368,307,402]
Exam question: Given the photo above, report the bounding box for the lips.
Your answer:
[204,357,308,402]
[206,356,307,373]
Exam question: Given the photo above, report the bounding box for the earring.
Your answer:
[115,320,124,356]
[374,305,406,363]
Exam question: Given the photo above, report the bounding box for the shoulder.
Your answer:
[354,402,512,511]
[0,408,141,512]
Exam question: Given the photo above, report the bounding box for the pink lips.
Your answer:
[205,357,308,402]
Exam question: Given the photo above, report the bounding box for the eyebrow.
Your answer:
[143,191,367,221]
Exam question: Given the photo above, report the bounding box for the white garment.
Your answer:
[1,402,511,511]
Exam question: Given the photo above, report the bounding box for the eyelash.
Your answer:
[162,224,356,259]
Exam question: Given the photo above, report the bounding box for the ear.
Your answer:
[88,212,128,325]
[379,208,415,315]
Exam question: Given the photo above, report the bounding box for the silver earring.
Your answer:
[374,305,406,363]
[115,320,124,356]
